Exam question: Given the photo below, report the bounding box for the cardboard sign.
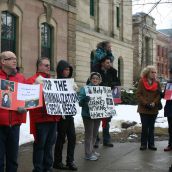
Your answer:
[164,83,172,100]
[43,78,80,115]
[0,79,43,110]
[112,86,121,104]
[85,86,116,119]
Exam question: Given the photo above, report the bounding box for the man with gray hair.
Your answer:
[0,51,26,172]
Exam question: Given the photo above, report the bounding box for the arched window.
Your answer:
[1,11,16,52]
[41,23,52,60]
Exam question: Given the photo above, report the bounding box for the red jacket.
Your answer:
[0,70,26,126]
[26,72,61,136]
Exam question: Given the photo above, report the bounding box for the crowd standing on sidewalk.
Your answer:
[1,43,172,172]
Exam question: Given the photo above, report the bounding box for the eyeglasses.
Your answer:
[4,57,17,61]
[91,77,100,80]
[42,64,50,67]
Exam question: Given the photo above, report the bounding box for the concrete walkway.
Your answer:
[18,141,172,172]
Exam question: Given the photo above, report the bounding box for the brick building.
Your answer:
[0,0,76,77]
[156,31,169,80]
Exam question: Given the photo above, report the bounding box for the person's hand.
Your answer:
[35,75,44,84]
[85,96,90,102]
[73,82,78,92]
[145,104,153,109]
[17,107,27,114]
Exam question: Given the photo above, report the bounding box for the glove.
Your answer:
[145,104,153,110]
[85,96,90,102]
[17,107,27,114]
[35,75,44,84]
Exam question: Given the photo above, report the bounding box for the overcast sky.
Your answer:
[132,0,172,30]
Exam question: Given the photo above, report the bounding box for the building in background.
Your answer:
[158,29,172,69]
[132,12,157,83]
[0,0,76,77]
[156,31,169,81]
[75,0,133,89]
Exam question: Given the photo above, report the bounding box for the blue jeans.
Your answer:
[140,114,157,147]
[0,125,20,172]
[32,122,57,172]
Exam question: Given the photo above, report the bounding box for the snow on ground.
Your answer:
[19,100,167,145]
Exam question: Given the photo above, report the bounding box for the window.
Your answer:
[1,11,16,52]
[90,0,94,16]
[116,7,120,28]
[41,23,52,60]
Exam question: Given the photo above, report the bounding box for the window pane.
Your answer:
[41,23,51,59]
[90,0,94,16]
[1,11,16,52]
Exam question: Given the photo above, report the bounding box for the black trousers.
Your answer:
[140,113,157,147]
[167,117,172,147]
[32,122,57,172]
[54,117,76,165]
[0,125,20,172]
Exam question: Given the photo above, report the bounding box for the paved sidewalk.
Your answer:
[18,141,172,172]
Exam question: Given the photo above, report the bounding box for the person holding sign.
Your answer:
[27,58,61,172]
[0,51,26,172]
[79,72,102,161]
[136,66,161,151]
[53,60,78,171]
[93,55,120,148]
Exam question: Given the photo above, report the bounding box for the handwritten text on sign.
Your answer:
[85,86,116,119]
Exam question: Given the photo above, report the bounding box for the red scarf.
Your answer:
[142,77,158,91]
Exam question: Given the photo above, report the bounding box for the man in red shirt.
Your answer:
[27,57,61,172]
[0,51,26,172]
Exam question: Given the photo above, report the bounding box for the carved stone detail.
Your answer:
[43,2,53,23]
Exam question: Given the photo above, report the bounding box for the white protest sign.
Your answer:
[85,86,116,119]
[43,78,80,115]
[17,83,40,101]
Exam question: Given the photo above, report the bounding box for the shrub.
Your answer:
[121,88,137,105]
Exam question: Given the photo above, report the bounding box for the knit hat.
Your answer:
[89,72,102,83]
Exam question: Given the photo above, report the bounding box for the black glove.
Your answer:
[85,96,90,102]
[145,104,153,110]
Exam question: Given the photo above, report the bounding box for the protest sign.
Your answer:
[0,79,42,110]
[43,78,80,115]
[164,83,172,100]
[85,86,116,119]
[112,86,121,104]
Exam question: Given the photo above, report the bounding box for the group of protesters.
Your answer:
[1,40,172,172]
[0,51,78,172]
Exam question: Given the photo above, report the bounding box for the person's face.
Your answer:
[102,59,111,70]
[4,94,8,102]
[62,67,70,78]
[90,75,101,86]
[1,52,17,70]
[105,43,111,52]
[148,69,157,80]
[38,59,50,74]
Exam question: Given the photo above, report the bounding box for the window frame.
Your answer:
[1,11,16,53]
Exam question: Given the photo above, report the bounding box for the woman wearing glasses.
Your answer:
[136,65,161,151]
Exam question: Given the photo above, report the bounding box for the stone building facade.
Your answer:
[0,0,76,77]
[132,12,157,82]
[75,0,133,88]
[156,31,169,80]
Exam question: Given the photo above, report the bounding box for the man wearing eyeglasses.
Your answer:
[27,57,61,172]
[0,51,26,172]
